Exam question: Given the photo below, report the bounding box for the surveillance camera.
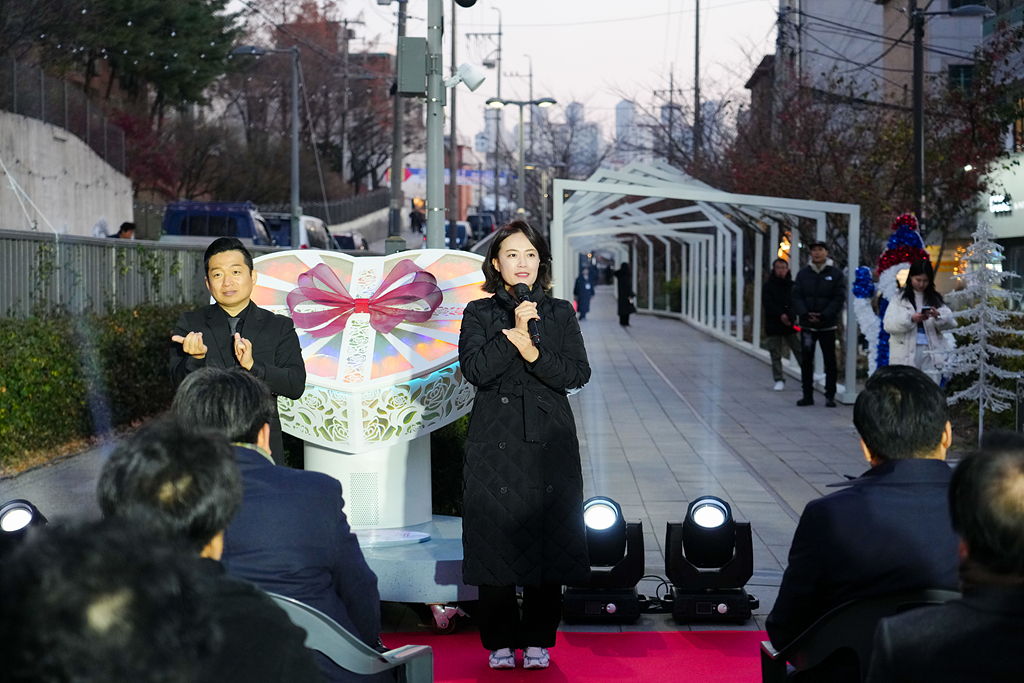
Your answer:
[457,63,486,92]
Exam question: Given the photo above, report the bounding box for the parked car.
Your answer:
[161,201,274,246]
[467,213,496,240]
[332,231,368,251]
[261,213,337,250]
[446,221,471,250]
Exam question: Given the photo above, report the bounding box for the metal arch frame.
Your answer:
[551,161,861,403]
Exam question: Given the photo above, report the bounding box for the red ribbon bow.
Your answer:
[287,261,443,338]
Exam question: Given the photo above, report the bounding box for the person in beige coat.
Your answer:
[883,259,956,383]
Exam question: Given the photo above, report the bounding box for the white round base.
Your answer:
[304,435,432,529]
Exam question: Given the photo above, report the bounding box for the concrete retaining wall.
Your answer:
[0,111,132,237]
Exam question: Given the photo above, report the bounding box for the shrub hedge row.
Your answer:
[0,304,190,470]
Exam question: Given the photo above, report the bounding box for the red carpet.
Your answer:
[382,631,766,682]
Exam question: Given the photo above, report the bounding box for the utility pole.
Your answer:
[654,70,684,166]
[469,12,502,221]
[424,0,446,248]
[694,0,701,160]
[387,2,408,251]
[911,0,925,224]
[290,46,300,248]
[448,0,459,249]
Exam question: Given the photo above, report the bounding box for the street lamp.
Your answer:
[232,44,302,250]
[909,2,994,226]
[486,97,556,216]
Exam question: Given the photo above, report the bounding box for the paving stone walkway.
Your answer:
[568,285,867,631]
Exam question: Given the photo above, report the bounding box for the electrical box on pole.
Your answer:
[397,37,428,97]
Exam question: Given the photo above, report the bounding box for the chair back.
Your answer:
[772,588,960,681]
[267,592,433,683]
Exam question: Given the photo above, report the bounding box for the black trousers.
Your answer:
[800,328,837,399]
[477,584,563,650]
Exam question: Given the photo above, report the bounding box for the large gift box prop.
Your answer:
[251,249,488,528]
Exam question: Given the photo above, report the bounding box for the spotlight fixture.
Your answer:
[0,499,47,560]
[563,496,645,623]
[665,496,758,624]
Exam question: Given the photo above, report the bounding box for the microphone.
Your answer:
[512,283,542,347]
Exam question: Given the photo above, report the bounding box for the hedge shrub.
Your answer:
[0,304,190,471]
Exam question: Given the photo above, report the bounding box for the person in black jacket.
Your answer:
[173,368,384,683]
[614,262,636,326]
[767,366,959,683]
[96,418,324,683]
[573,267,593,321]
[763,258,802,391]
[170,237,306,464]
[791,241,846,407]
[867,431,1024,683]
[459,220,591,671]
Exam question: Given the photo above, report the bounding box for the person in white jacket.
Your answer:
[883,259,956,383]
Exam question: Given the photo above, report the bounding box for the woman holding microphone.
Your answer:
[459,220,591,670]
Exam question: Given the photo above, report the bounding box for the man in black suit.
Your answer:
[170,237,305,464]
[867,432,1024,683]
[173,368,384,683]
[96,418,324,683]
[766,365,960,682]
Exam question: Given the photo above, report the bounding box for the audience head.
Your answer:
[902,258,943,307]
[950,431,1024,580]
[0,520,217,683]
[772,258,790,279]
[97,418,243,554]
[172,368,274,446]
[117,222,136,239]
[853,365,950,463]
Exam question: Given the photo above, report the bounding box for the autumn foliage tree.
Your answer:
[699,23,1024,270]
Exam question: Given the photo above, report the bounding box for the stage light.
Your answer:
[563,496,645,623]
[583,496,626,567]
[665,496,758,624]
[0,499,47,560]
[683,496,735,568]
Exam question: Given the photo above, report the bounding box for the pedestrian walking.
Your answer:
[614,263,636,326]
[574,267,594,321]
[883,259,956,384]
[763,258,802,391]
[792,241,845,407]
[459,220,591,671]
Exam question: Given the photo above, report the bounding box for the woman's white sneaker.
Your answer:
[523,647,550,669]
[489,648,516,669]
[773,380,785,391]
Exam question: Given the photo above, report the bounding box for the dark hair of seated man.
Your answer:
[853,364,950,462]
[950,431,1024,583]
[95,417,324,683]
[97,417,243,554]
[0,519,218,683]
[172,367,275,445]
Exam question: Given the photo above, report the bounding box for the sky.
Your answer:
[344,0,781,147]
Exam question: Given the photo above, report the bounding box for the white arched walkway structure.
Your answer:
[551,161,862,403]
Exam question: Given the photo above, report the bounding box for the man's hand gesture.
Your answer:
[171,331,208,360]
[234,332,254,370]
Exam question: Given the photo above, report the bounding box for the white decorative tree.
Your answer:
[945,222,1024,445]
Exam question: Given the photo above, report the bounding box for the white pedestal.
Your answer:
[304,435,432,529]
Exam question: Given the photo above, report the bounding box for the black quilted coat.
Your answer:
[459,285,592,587]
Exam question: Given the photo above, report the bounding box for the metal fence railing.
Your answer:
[0,57,126,174]
[261,188,390,225]
[0,230,278,318]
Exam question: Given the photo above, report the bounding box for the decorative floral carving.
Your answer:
[278,362,476,454]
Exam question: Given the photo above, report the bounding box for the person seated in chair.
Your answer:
[172,368,383,683]
[0,520,218,683]
[766,365,961,682]
[97,418,323,683]
[867,431,1024,683]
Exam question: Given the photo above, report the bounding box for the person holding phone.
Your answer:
[883,259,956,383]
